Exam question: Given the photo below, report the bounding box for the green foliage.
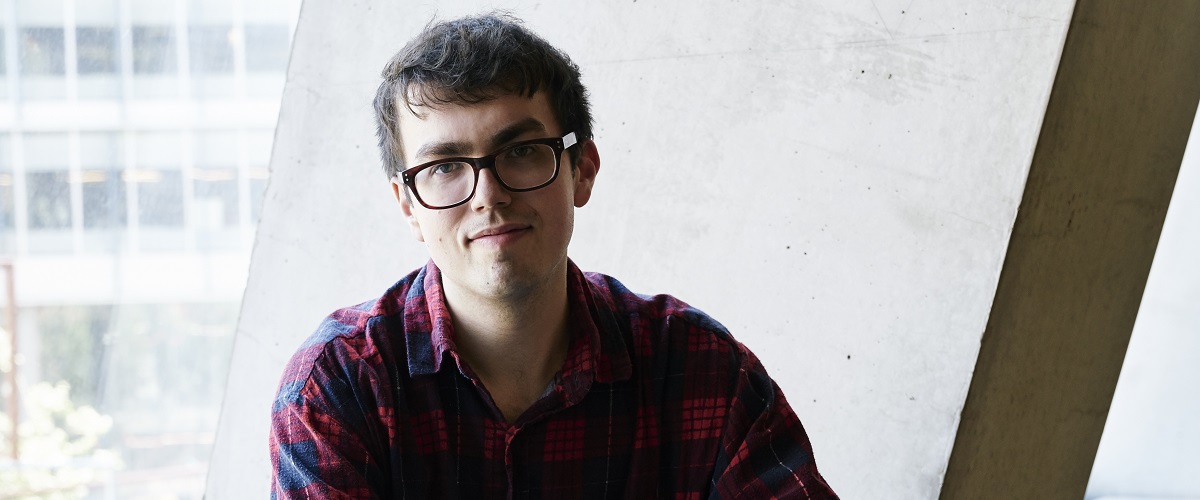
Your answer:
[0,381,119,499]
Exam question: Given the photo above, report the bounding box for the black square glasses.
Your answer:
[399,132,578,210]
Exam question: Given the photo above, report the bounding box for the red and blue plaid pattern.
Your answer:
[270,261,837,499]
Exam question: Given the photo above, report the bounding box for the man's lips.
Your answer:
[467,223,531,242]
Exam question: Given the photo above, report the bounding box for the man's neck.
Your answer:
[441,265,571,423]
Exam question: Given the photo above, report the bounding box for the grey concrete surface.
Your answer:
[206,1,1076,497]
[940,2,1200,498]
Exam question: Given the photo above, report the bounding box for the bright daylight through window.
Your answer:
[0,0,300,497]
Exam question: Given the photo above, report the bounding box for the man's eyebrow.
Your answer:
[412,117,549,163]
[413,141,470,162]
[487,118,547,150]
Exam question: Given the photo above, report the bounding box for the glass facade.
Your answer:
[0,0,300,497]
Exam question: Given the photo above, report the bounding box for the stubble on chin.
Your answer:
[474,259,539,301]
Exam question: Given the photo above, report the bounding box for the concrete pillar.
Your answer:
[940,2,1200,497]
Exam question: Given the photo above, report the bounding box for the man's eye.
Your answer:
[431,163,463,175]
[506,145,535,158]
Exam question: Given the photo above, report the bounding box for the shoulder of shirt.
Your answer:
[581,270,754,362]
[273,267,420,408]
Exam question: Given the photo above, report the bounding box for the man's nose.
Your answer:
[470,167,511,210]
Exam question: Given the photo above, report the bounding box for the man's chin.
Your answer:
[471,262,539,299]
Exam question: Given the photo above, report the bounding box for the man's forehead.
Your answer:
[394,91,557,161]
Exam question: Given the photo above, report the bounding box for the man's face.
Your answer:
[391,91,599,302]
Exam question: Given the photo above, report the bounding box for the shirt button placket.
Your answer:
[505,425,519,500]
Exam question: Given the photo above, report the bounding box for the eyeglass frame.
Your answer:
[398,131,578,210]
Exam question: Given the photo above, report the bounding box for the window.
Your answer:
[26,171,71,229]
[76,26,118,74]
[188,25,235,73]
[137,170,184,227]
[77,25,121,99]
[0,177,12,253]
[81,169,126,229]
[188,25,237,99]
[193,131,240,229]
[78,133,126,230]
[193,169,238,228]
[0,172,11,224]
[19,27,65,75]
[1,0,298,494]
[132,131,183,231]
[1,135,13,254]
[133,26,177,74]
[23,134,72,231]
[131,26,179,98]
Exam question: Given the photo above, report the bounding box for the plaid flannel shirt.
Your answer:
[270,260,837,499]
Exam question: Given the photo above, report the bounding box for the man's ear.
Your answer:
[572,140,600,208]
[391,177,425,242]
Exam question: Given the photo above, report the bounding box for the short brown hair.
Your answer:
[373,13,593,179]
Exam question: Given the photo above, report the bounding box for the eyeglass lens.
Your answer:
[413,143,558,207]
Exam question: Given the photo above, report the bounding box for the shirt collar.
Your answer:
[401,260,632,387]
[564,261,632,386]
[400,262,454,376]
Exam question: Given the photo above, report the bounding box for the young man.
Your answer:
[270,13,837,499]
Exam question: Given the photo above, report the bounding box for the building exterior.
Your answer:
[1,0,299,496]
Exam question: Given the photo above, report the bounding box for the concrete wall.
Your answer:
[206,1,1077,497]
[939,2,1200,497]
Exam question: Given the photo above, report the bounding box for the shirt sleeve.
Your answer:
[270,343,387,499]
[710,347,839,499]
